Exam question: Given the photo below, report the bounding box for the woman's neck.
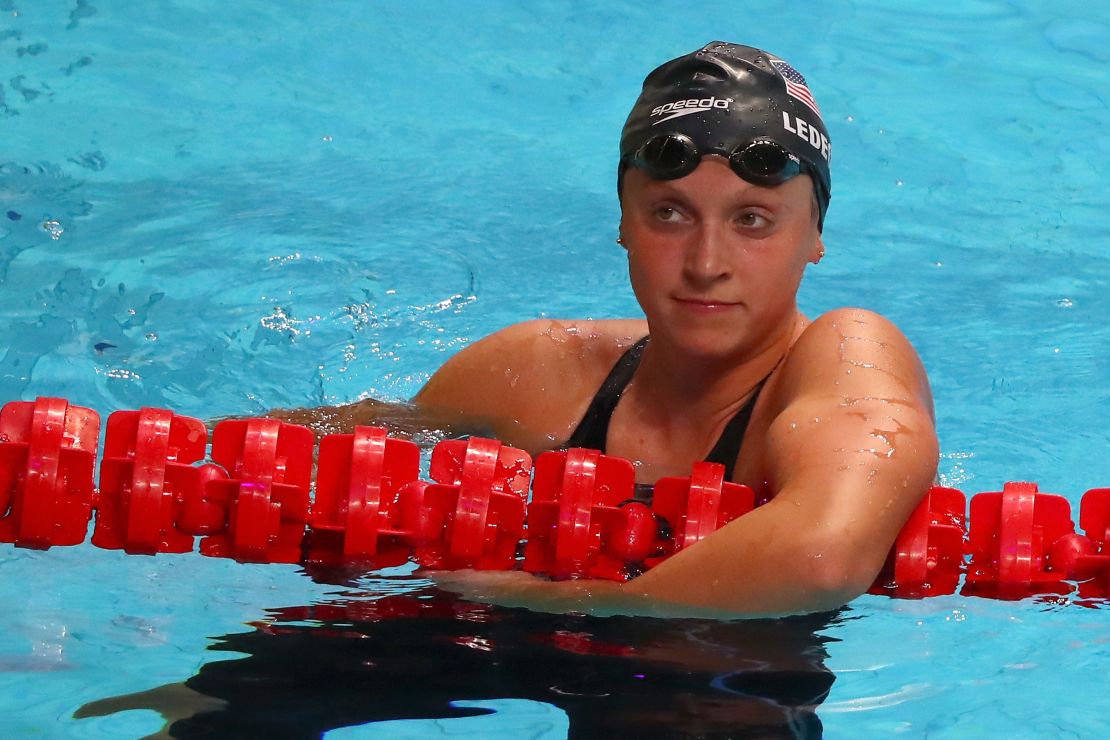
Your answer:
[632,312,806,421]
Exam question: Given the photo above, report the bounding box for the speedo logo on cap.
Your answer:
[650,96,733,124]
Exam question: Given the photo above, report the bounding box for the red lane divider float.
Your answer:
[402,437,531,570]
[306,425,420,566]
[868,485,966,598]
[650,461,755,565]
[0,398,99,549]
[965,481,1070,599]
[524,448,649,580]
[94,407,211,555]
[1073,488,1110,598]
[198,418,314,563]
[3,396,1110,602]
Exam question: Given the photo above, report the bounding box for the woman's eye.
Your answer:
[737,211,770,229]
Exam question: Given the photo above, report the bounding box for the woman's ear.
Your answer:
[616,216,628,250]
[810,235,825,264]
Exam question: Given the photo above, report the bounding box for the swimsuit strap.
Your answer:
[702,373,773,482]
[563,336,650,450]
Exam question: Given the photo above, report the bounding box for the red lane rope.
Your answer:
[2,396,1109,602]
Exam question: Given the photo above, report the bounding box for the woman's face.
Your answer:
[619,156,823,362]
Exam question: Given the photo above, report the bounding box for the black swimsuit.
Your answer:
[564,336,773,489]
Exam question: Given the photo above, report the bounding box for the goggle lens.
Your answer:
[633,133,700,179]
[730,140,803,185]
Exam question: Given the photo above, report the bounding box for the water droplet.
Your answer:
[895,179,904,187]
[41,219,64,240]
[322,135,333,142]
[845,115,854,123]
[1055,298,1074,308]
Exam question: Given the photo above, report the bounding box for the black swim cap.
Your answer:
[619,42,831,229]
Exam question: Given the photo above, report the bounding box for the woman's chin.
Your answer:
[660,329,753,364]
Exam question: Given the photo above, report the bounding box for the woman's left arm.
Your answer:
[625,308,939,614]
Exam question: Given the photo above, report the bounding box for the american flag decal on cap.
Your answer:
[770,58,822,118]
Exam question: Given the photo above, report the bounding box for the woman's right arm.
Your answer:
[267,319,586,448]
[266,397,495,440]
[268,318,635,453]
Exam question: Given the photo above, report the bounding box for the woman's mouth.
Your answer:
[673,296,742,313]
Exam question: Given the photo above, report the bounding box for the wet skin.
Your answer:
[277,157,939,617]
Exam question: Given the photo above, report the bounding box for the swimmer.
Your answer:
[277,42,938,616]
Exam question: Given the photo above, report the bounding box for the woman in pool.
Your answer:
[281,42,938,617]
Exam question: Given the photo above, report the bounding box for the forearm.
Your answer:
[628,411,940,615]
[625,501,877,616]
[268,398,494,440]
[430,569,747,619]
[430,495,876,619]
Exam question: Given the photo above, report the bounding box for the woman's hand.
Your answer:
[427,569,739,619]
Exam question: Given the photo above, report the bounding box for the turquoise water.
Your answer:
[2,0,1109,737]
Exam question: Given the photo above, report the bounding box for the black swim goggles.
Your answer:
[625,133,805,187]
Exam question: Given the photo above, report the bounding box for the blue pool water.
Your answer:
[2,0,1109,736]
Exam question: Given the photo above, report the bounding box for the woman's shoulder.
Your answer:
[465,318,647,372]
[775,307,931,407]
[791,307,921,360]
[414,318,648,450]
[492,317,647,349]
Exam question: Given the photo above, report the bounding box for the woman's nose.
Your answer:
[683,225,731,284]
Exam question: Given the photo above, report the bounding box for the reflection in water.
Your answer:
[77,580,843,739]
